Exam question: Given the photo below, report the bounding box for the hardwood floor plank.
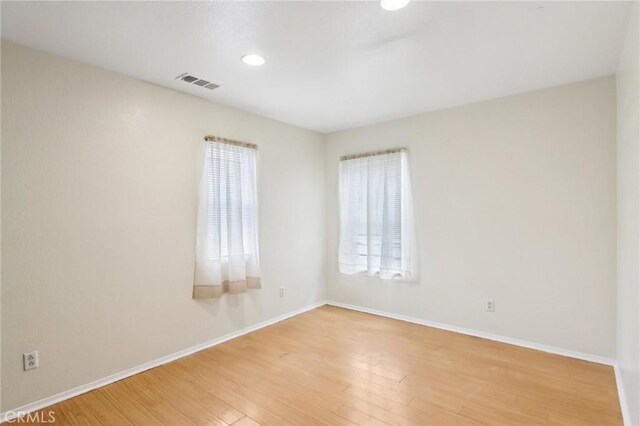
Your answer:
[231,416,261,426]
[333,404,392,426]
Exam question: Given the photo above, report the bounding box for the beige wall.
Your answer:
[325,77,617,359]
[616,2,640,424]
[0,39,3,414]
[0,42,326,411]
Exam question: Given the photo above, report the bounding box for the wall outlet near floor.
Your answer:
[279,287,285,297]
[486,299,495,312]
[23,350,39,371]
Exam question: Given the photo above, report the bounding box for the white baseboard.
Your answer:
[614,363,632,426]
[0,300,326,423]
[326,300,615,366]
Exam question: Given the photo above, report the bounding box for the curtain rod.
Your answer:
[204,135,258,150]
[340,147,406,161]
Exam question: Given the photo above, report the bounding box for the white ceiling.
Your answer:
[1,1,632,133]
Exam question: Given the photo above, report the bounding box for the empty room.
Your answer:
[1,0,639,425]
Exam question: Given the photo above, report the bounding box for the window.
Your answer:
[193,139,261,299]
[338,149,416,280]
[203,142,257,260]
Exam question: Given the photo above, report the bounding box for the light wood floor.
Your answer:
[29,306,621,425]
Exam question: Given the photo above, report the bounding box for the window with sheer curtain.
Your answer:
[193,138,261,299]
[338,149,416,280]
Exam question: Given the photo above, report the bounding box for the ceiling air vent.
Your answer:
[175,73,220,91]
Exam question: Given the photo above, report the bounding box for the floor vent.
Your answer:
[175,73,220,90]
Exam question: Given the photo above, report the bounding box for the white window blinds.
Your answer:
[193,140,261,299]
[338,149,416,280]
[203,143,257,260]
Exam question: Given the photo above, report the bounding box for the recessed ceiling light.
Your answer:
[380,0,410,11]
[241,54,266,66]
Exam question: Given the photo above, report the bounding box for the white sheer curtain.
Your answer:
[338,149,416,280]
[193,141,260,299]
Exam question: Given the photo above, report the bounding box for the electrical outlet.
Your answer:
[23,351,39,371]
[486,299,495,312]
[279,287,285,297]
